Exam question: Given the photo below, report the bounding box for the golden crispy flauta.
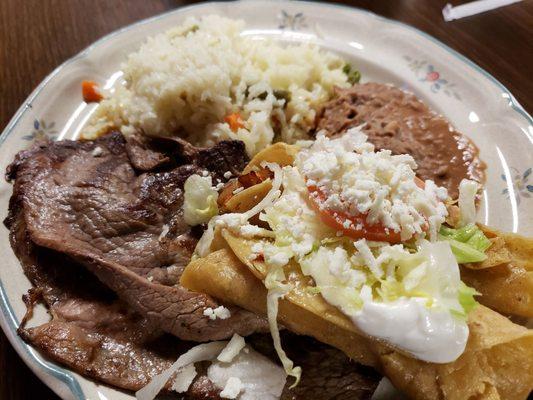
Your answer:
[186,141,533,398]
[181,232,533,400]
[461,225,533,317]
[226,142,533,318]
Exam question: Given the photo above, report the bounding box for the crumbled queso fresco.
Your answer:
[204,306,231,320]
[91,146,104,157]
[298,128,449,241]
[219,376,243,399]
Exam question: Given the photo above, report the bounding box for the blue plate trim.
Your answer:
[0,280,85,398]
[0,1,531,399]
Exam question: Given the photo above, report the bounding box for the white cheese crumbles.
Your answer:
[458,178,479,226]
[259,185,470,365]
[91,146,104,157]
[203,305,232,320]
[219,377,243,399]
[170,364,197,393]
[208,344,287,400]
[189,128,473,367]
[297,128,449,241]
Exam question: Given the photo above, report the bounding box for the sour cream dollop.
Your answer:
[356,297,468,363]
[299,239,469,363]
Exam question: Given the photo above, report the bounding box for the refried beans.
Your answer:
[316,83,486,198]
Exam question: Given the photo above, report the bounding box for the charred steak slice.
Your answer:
[9,208,380,398]
[248,333,380,400]
[6,132,266,342]
[125,134,171,171]
[125,132,249,180]
[316,83,486,198]
[7,203,217,396]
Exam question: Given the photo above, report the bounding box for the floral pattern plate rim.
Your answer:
[0,1,531,399]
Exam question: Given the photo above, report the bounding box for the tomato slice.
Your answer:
[307,177,426,244]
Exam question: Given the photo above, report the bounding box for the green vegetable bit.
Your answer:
[439,224,492,263]
[451,282,480,318]
[185,25,199,35]
[445,239,487,264]
[343,63,361,84]
[177,24,199,36]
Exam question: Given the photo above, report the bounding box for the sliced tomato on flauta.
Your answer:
[306,178,426,244]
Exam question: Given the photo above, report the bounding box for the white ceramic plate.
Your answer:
[0,1,531,399]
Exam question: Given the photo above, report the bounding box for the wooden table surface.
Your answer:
[0,0,531,398]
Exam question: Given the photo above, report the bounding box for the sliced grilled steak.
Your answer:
[249,334,380,400]
[194,140,249,181]
[316,83,486,198]
[6,132,266,342]
[124,133,248,182]
[8,202,209,395]
[125,134,170,171]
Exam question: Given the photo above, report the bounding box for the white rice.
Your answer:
[83,15,350,156]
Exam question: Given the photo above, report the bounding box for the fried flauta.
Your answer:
[224,142,533,319]
[181,236,533,400]
[461,225,533,317]
[218,142,298,215]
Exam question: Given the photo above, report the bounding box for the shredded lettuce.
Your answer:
[466,229,492,252]
[250,161,479,362]
[451,282,480,318]
[439,224,478,243]
[136,341,227,400]
[439,224,491,263]
[264,266,302,387]
[243,162,283,220]
[445,239,487,264]
[183,174,219,226]
[194,162,283,257]
[458,179,479,226]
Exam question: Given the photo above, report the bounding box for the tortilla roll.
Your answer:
[181,244,533,400]
[220,142,298,216]
[232,142,533,318]
[461,225,533,317]
[242,142,299,174]
[223,180,273,214]
[183,246,380,366]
